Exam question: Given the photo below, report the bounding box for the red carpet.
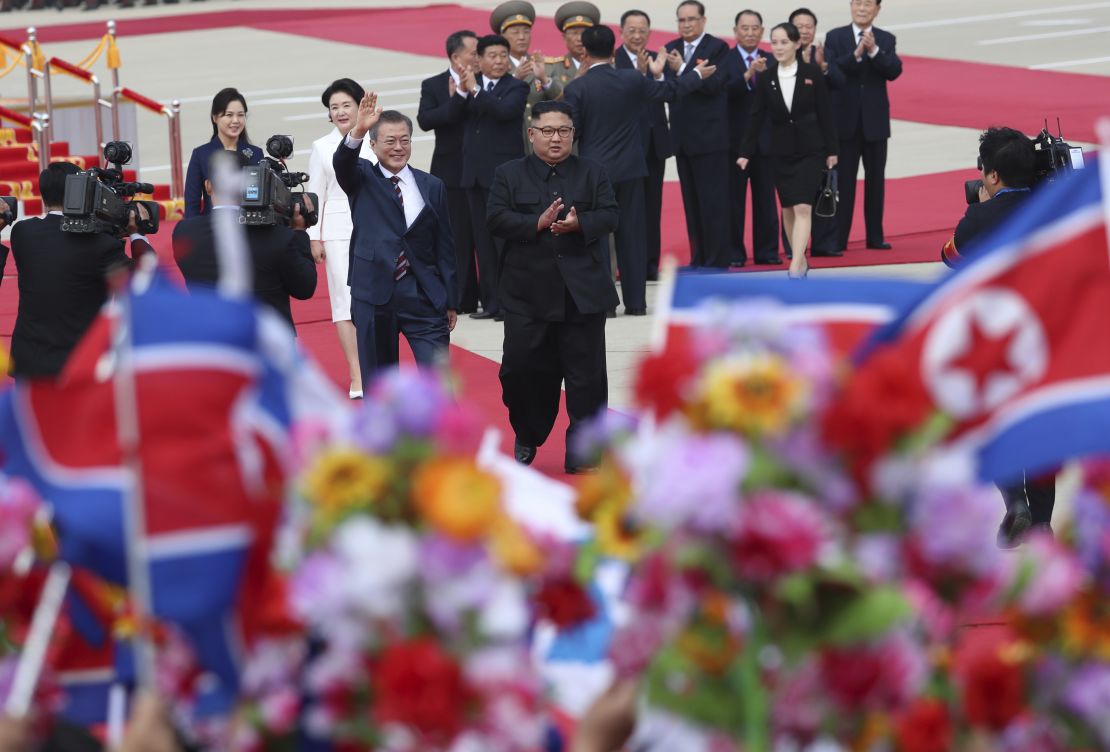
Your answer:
[8,5,1110,140]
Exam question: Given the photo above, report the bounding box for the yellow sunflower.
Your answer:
[412,457,501,541]
[302,448,391,521]
[594,503,647,562]
[687,353,806,437]
[489,514,544,576]
[575,457,632,522]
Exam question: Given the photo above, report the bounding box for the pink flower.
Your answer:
[1013,533,1085,616]
[819,631,926,712]
[258,686,300,731]
[609,615,673,678]
[730,491,828,582]
[0,476,40,568]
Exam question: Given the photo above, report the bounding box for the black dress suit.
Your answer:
[664,34,732,268]
[173,209,317,330]
[9,214,144,378]
[460,75,529,316]
[813,24,902,252]
[563,63,697,312]
[486,154,619,462]
[418,69,478,312]
[614,46,671,279]
[726,46,779,264]
[739,60,837,164]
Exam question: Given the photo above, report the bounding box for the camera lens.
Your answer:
[266,135,294,160]
[103,141,132,166]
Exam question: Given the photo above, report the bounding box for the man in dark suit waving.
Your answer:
[564,25,712,315]
[487,100,619,474]
[663,0,732,269]
[334,95,458,377]
[813,0,902,255]
[459,34,530,320]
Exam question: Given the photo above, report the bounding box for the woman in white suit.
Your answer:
[307,78,374,399]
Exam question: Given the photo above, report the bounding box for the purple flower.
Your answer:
[569,410,638,462]
[288,551,347,623]
[1062,663,1110,746]
[630,427,747,533]
[350,399,398,453]
[369,367,450,437]
[910,484,1002,576]
[1071,489,1110,576]
[419,533,486,581]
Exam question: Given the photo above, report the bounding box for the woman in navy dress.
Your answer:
[183,87,263,218]
[737,22,837,278]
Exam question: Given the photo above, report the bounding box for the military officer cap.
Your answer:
[554,1,600,32]
[490,0,536,34]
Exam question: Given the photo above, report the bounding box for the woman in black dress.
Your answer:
[737,22,837,278]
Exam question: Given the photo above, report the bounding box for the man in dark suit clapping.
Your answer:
[663,0,732,269]
[813,0,902,256]
[460,34,530,320]
[564,25,712,315]
[615,9,668,282]
[418,30,480,314]
[334,98,458,375]
[487,100,619,474]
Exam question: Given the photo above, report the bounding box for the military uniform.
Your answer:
[490,0,563,151]
[544,2,600,91]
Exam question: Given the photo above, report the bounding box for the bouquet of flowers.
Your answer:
[232,369,555,752]
[569,301,1110,750]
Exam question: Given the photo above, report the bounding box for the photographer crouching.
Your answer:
[8,162,154,379]
[942,126,1055,548]
[173,145,318,332]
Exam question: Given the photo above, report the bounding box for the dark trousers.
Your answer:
[814,125,889,252]
[644,149,666,277]
[466,187,500,315]
[728,149,780,264]
[351,273,449,378]
[446,186,478,312]
[500,294,607,459]
[611,177,647,311]
[1000,472,1056,526]
[676,151,731,268]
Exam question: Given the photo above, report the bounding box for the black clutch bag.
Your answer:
[815,168,838,218]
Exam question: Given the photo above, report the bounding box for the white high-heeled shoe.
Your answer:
[349,389,364,400]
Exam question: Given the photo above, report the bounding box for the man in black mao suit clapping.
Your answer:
[663,0,732,269]
[813,0,902,255]
[487,100,619,474]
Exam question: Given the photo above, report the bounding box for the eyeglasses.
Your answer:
[533,126,574,139]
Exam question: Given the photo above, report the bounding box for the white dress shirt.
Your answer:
[778,61,798,113]
[378,164,425,229]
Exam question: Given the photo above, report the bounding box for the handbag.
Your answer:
[815,168,838,218]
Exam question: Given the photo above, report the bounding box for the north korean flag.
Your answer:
[830,149,1110,485]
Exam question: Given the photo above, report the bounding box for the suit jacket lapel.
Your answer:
[372,163,406,222]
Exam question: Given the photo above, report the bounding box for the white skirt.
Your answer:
[324,238,353,322]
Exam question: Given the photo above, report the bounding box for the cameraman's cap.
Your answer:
[555,1,599,31]
[490,0,536,34]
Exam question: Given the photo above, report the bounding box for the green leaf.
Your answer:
[821,587,912,646]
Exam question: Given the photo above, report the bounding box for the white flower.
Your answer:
[331,516,418,620]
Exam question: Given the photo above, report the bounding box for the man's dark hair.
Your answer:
[676,1,704,18]
[789,7,817,26]
[39,161,80,207]
[621,9,651,27]
[446,29,478,58]
[369,110,414,141]
[477,34,510,56]
[734,9,762,25]
[582,26,616,58]
[770,22,801,43]
[531,100,574,122]
[979,127,1036,188]
[321,78,366,110]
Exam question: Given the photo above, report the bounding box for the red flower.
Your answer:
[954,630,1026,731]
[372,638,475,742]
[819,634,923,712]
[730,493,826,582]
[533,578,596,630]
[633,334,702,418]
[894,698,952,752]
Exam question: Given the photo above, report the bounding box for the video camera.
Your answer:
[240,135,318,228]
[61,141,160,235]
[964,120,1085,205]
[0,196,16,226]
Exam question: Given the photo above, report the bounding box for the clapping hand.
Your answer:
[551,206,580,234]
[648,52,666,77]
[514,57,534,79]
[862,30,877,53]
[736,156,750,171]
[537,198,564,232]
[637,49,651,74]
[460,66,477,93]
[352,92,382,140]
[693,60,716,78]
[448,76,457,97]
[532,52,550,85]
[814,41,826,68]
[666,48,683,72]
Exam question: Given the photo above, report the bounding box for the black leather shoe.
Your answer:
[493,313,504,322]
[470,310,497,320]
[867,241,892,250]
[754,257,783,265]
[811,249,844,257]
[514,440,536,466]
[625,307,647,316]
[646,270,659,282]
[564,462,598,475]
[997,504,1032,549]
[728,259,746,269]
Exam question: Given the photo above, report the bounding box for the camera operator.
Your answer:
[942,126,1034,267]
[173,153,317,332]
[942,127,1055,548]
[8,162,153,379]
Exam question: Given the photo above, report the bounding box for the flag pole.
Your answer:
[3,562,71,717]
[651,255,679,352]
[1097,118,1110,264]
[106,263,157,690]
